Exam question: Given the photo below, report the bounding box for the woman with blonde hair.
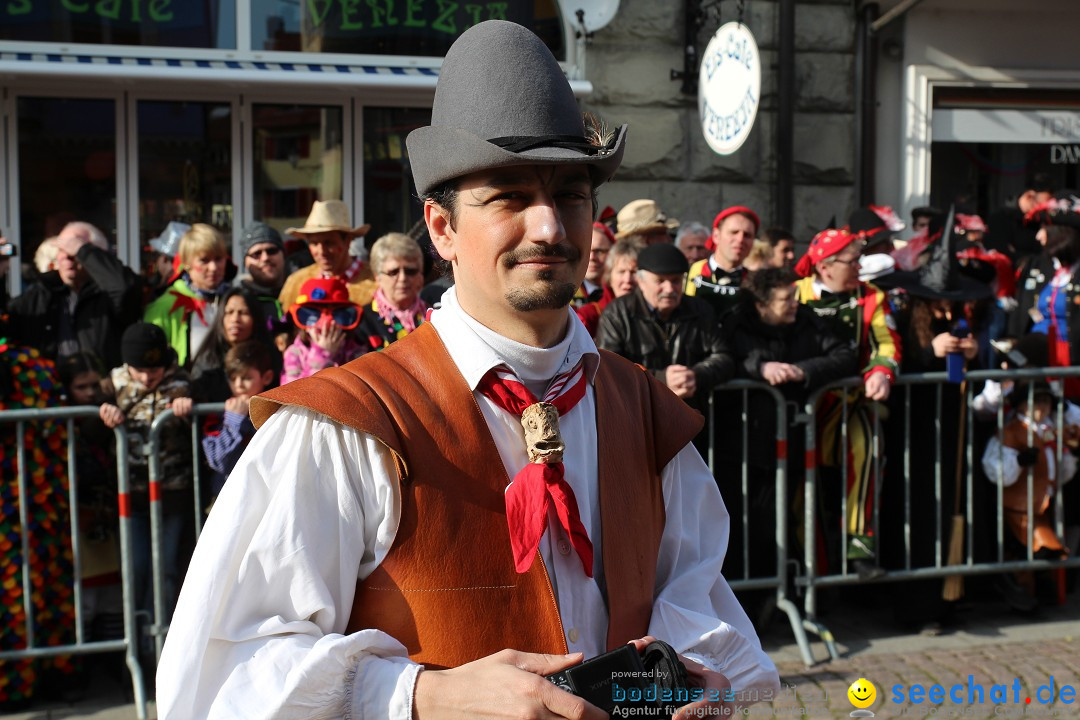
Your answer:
[355,232,427,350]
[143,223,231,366]
[576,234,641,336]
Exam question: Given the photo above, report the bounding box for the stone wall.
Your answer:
[582,0,856,241]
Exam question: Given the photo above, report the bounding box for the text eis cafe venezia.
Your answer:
[0,0,595,295]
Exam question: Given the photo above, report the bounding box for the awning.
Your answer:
[0,50,592,95]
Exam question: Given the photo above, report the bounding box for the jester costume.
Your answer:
[794,230,902,567]
[0,342,75,707]
[356,291,427,351]
[684,258,746,319]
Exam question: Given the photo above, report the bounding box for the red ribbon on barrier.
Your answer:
[149,481,161,503]
[118,493,131,518]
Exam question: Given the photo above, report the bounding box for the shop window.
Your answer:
[251,0,565,59]
[138,100,232,280]
[929,88,1080,217]
[17,97,116,286]
[363,106,430,239]
[253,104,343,236]
[0,0,236,48]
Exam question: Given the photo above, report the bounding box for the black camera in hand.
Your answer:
[546,640,690,717]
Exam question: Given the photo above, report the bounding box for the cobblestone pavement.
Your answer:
[765,636,1080,720]
[755,581,1080,720]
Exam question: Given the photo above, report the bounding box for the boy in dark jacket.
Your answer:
[99,323,192,619]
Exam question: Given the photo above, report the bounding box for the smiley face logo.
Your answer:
[847,678,877,710]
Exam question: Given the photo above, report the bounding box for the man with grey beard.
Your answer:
[597,242,733,417]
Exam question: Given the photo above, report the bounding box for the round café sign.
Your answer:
[699,22,761,155]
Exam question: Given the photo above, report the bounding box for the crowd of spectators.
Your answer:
[2,175,1080,707]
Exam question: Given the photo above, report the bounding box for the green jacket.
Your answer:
[143,279,205,367]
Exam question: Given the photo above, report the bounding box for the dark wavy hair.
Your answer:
[1045,225,1080,267]
[190,287,274,373]
[741,267,797,306]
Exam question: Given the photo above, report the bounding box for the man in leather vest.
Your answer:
[158,20,778,720]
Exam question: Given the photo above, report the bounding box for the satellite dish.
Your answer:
[556,0,620,32]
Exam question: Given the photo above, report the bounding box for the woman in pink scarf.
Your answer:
[356,232,428,350]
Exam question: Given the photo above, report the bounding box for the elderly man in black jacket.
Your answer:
[8,221,142,370]
[597,243,733,416]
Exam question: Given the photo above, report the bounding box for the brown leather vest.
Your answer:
[251,323,703,668]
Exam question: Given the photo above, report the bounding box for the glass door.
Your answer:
[250,102,345,238]
[136,99,234,282]
[16,96,117,286]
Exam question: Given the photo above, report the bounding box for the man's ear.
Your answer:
[425,201,456,263]
[261,369,275,387]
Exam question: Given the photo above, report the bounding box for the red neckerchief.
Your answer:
[475,361,593,576]
[167,290,206,325]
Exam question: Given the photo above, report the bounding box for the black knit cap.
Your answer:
[637,243,690,275]
[238,222,285,257]
[121,322,170,369]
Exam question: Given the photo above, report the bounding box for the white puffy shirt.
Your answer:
[156,287,779,719]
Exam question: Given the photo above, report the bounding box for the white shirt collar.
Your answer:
[428,286,600,394]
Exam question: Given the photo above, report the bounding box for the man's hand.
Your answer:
[413,649,606,720]
[54,228,90,260]
[626,637,737,720]
[99,403,125,429]
[864,372,892,402]
[665,365,697,398]
[760,362,805,386]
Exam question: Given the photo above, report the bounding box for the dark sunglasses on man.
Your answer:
[289,304,361,331]
[247,246,283,260]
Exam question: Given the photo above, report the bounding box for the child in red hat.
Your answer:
[281,277,366,384]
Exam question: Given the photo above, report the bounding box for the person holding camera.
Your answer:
[6,222,142,371]
[157,20,778,720]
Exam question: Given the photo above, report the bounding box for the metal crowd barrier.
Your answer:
[798,367,1080,663]
[145,402,224,660]
[19,372,1077,684]
[707,381,816,667]
[0,406,148,720]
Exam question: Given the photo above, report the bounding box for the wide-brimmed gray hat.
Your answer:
[407,20,626,196]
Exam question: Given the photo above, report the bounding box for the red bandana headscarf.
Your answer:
[794,228,860,278]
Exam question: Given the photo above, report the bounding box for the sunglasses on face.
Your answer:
[381,266,421,278]
[247,246,282,260]
[290,304,361,330]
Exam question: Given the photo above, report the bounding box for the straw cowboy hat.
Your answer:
[406,20,626,196]
[285,200,370,238]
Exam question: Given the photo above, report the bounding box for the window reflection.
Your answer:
[252,0,564,59]
[138,101,232,285]
[253,104,343,237]
[0,0,236,48]
[17,97,116,286]
[363,106,430,238]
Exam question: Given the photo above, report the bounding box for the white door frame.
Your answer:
[901,64,1080,224]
